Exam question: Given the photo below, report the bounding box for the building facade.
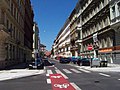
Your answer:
[110,0,120,64]
[24,0,34,62]
[69,1,82,57]
[0,0,34,69]
[32,22,39,59]
[53,19,71,58]
[53,0,120,64]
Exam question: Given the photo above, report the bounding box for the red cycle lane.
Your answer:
[50,74,75,90]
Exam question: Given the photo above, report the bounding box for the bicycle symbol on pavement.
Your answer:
[54,83,69,89]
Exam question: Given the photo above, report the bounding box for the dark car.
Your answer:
[28,58,44,69]
[70,56,79,64]
[59,57,70,63]
[77,58,90,66]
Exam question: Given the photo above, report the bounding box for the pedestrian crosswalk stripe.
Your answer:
[63,69,72,73]
[99,73,110,77]
[47,70,53,74]
[78,68,91,73]
[55,69,68,79]
[70,83,82,90]
[70,69,81,73]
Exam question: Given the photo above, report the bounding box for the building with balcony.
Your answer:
[80,0,114,63]
[0,0,34,69]
[110,0,120,64]
[53,19,71,58]
[69,1,82,57]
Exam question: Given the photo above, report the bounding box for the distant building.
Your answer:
[53,19,71,58]
[32,22,39,59]
[40,44,46,52]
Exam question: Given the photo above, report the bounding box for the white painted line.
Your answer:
[99,73,110,77]
[63,69,72,73]
[54,67,58,70]
[46,74,49,76]
[55,70,68,79]
[47,70,53,74]
[70,69,81,73]
[78,68,91,73]
[70,83,82,90]
[118,79,120,81]
[47,79,51,84]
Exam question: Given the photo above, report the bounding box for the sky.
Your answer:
[31,0,78,51]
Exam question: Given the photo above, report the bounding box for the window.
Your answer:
[6,19,9,29]
[112,6,116,18]
[117,2,120,16]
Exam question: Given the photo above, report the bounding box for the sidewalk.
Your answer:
[0,63,46,81]
[81,63,120,72]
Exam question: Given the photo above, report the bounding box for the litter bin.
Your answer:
[100,60,108,67]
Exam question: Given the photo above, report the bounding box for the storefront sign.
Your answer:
[99,49,112,52]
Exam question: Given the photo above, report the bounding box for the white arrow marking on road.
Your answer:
[99,73,110,77]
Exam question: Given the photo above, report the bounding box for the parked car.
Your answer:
[59,57,70,63]
[77,58,90,66]
[28,58,44,69]
[70,56,80,64]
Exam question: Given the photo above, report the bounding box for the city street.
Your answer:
[0,59,120,90]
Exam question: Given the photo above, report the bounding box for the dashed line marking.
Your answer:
[118,79,120,81]
[99,73,110,77]
[70,83,82,90]
[70,69,81,73]
[63,69,72,73]
[47,79,51,84]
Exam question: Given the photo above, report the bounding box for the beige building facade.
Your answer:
[0,0,34,69]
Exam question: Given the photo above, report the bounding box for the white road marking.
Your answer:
[70,83,82,90]
[118,79,120,81]
[54,67,58,70]
[47,70,53,74]
[63,69,72,73]
[55,69,68,79]
[46,74,49,76]
[78,68,91,73]
[99,73,110,77]
[47,79,51,84]
[70,69,81,73]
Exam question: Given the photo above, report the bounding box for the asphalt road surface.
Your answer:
[0,58,120,90]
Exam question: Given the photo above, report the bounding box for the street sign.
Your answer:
[93,33,98,42]
[88,45,93,50]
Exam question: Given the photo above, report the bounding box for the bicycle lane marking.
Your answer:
[50,74,75,90]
